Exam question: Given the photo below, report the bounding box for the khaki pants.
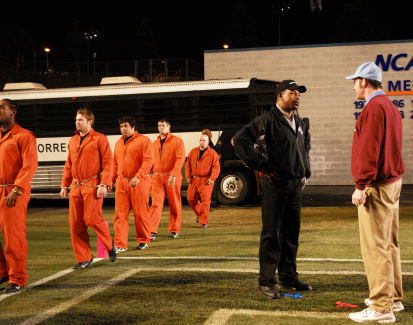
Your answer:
[358,178,403,313]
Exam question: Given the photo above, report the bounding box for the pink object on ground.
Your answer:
[97,221,109,258]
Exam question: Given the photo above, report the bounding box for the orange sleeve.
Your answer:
[210,151,221,181]
[13,132,38,192]
[98,135,113,186]
[112,140,120,183]
[170,138,186,178]
[61,137,74,188]
[136,137,154,179]
[185,149,194,179]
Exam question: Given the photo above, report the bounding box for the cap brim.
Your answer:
[345,74,356,80]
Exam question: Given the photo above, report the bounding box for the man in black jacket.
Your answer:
[232,80,311,299]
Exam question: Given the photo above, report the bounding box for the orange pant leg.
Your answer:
[187,182,201,217]
[131,176,151,243]
[82,188,113,251]
[69,187,92,263]
[0,243,7,279]
[114,179,131,249]
[0,190,29,286]
[197,181,214,226]
[148,175,166,234]
[165,176,182,233]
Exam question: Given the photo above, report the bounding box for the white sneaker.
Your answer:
[364,298,405,312]
[349,307,395,323]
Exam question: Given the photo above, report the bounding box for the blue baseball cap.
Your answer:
[345,62,382,82]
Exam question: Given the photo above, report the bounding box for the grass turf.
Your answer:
[0,203,412,324]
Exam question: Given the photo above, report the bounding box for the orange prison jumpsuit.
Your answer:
[61,128,114,263]
[185,146,220,226]
[148,132,185,234]
[113,131,154,248]
[0,124,38,286]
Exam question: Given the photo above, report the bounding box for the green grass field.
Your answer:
[0,202,412,324]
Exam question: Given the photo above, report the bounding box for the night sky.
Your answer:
[0,0,411,62]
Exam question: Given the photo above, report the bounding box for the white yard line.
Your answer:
[1,255,412,303]
[14,265,413,324]
[19,268,138,325]
[204,309,348,325]
[0,258,103,302]
[118,256,413,263]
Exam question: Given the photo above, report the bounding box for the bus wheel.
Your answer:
[217,170,250,205]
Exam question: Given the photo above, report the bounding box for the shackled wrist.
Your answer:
[98,184,108,189]
[12,187,22,196]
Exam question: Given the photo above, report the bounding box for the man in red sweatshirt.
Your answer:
[346,62,405,324]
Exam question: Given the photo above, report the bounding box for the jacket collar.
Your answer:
[157,132,171,141]
[0,123,20,143]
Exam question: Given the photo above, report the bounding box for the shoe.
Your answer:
[278,279,312,291]
[116,247,128,253]
[4,283,24,294]
[349,307,395,323]
[0,276,9,284]
[258,285,281,299]
[150,232,156,241]
[137,243,148,250]
[169,232,179,238]
[108,241,118,262]
[196,217,199,223]
[201,224,207,229]
[73,257,94,270]
[364,298,405,312]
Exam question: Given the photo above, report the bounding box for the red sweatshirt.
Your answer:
[351,93,405,190]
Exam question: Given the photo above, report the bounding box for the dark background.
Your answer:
[0,0,411,62]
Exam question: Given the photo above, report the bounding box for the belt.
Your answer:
[118,174,151,181]
[0,184,13,188]
[193,175,209,178]
[62,174,102,190]
[153,173,170,176]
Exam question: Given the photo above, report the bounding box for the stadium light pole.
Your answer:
[44,47,51,72]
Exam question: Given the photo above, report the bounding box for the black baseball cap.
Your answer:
[275,80,306,95]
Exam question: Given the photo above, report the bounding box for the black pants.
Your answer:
[258,176,302,286]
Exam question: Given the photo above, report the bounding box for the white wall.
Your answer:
[204,41,413,185]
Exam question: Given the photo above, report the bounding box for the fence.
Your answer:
[0,56,204,88]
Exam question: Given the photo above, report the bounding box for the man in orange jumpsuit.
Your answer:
[0,99,38,294]
[185,134,220,228]
[113,116,154,251]
[148,118,185,239]
[60,108,117,269]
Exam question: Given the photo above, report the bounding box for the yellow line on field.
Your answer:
[204,309,348,325]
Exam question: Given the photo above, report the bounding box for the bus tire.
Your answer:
[217,170,252,205]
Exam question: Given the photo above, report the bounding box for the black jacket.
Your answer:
[232,106,311,180]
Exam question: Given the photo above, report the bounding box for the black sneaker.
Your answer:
[201,224,207,229]
[116,247,128,253]
[150,232,156,241]
[278,279,312,291]
[137,243,149,250]
[4,283,24,294]
[196,217,199,223]
[169,232,179,238]
[0,276,9,284]
[108,241,118,262]
[258,285,281,299]
[73,257,94,270]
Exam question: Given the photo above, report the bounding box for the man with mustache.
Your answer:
[232,80,311,299]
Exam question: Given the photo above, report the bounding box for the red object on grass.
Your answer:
[335,301,358,308]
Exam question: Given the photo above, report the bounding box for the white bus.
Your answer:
[0,76,279,204]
